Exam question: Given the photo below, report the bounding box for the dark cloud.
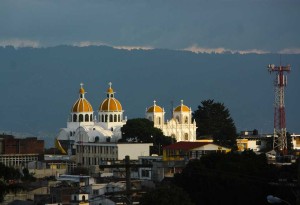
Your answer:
[0,0,299,52]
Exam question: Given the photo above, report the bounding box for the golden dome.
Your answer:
[72,98,93,112]
[71,83,93,113]
[174,100,190,112]
[107,87,114,93]
[99,98,122,111]
[147,105,163,113]
[147,100,163,113]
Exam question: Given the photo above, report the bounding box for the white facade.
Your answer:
[146,100,197,142]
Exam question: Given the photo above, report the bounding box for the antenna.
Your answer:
[267,63,291,154]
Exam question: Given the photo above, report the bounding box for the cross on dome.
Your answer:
[181,100,184,105]
[153,100,156,105]
[108,82,112,88]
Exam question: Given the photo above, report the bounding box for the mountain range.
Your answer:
[0,45,299,147]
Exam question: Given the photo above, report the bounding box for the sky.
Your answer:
[1,0,300,54]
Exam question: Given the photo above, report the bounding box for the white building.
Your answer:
[145,100,197,142]
[57,82,127,154]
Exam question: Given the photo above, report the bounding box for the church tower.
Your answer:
[146,100,165,127]
[98,82,126,131]
[68,83,94,134]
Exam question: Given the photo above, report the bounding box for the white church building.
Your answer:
[145,100,197,142]
[57,83,127,154]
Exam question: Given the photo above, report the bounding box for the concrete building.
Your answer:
[0,134,44,167]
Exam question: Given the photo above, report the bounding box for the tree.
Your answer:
[139,185,194,205]
[120,118,173,154]
[173,151,296,205]
[192,99,237,146]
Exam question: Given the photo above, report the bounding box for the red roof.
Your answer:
[163,141,211,151]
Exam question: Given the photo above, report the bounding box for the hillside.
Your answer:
[0,45,299,146]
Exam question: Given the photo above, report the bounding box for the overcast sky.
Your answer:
[1,0,300,53]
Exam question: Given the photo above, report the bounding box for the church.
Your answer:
[145,100,197,142]
[56,82,126,154]
[57,82,197,156]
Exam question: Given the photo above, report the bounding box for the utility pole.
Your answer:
[267,63,291,155]
[99,155,152,205]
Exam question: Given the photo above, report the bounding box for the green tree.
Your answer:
[173,151,296,205]
[120,118,173,154]
[140,185,194,205]
[192,99,237,146]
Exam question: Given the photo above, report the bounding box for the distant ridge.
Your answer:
[0,45,299,147]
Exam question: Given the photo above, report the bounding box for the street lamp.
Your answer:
[267,195,291,205]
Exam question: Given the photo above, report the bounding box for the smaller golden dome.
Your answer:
[107,87,114,93]
[147,100,163,113]
[79,87,85,94]
[174,100,190,112]
[147,105,163,113]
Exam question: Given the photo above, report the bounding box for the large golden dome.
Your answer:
[99,82,123,112]
[100,98,122,111]
[71,83,93,113]
[147,101,163,113]
[174,100,190,112]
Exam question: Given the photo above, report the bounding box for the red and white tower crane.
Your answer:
[267,63,291,154]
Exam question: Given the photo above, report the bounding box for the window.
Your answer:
[118,115,121,122]
[184,133,188,141]
[90,114,93,121]
[85,114,89,122]
[142,169,150,177]
[105,115,108,122]
[114,114,117,122]
[185,117,188,124]
[109,114,113,122]
[73,114,77,122]
[79,114,83,122]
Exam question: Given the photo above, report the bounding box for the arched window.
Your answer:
[158,117,161,124]
[101,115,104,122]
[109,114,113,122]
[85,114,89,122]
[74,196,77,201]
[82,195,86,201]
[114,114,117,122]
[105,115,108,122]
[95,136,99,142]
[73,114,77,122]
[176,116,180,123]
[185,116,188,124]
[118,115,121,122]
[184,133,188,141]
[79,114,83,122]
[90,114,93,121]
